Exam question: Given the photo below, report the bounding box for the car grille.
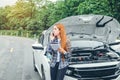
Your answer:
[66,65,119,78]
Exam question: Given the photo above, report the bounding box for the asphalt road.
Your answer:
[0,36,41,80]
[0,36,120,80]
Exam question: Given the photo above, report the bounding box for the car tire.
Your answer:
[41,65,46,80]
[33,52,38,72]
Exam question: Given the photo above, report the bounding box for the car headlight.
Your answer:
[66,68,82,78]
[66,69,73,75]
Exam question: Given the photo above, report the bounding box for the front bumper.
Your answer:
[64,74,119,80]
[65,62,120,80]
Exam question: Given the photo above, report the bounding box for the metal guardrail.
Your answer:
[0,30,42,39]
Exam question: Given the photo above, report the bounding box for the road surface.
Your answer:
[0,36,41,80]
[0,36,120,80]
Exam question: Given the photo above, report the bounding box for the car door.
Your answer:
[34,34,44,77]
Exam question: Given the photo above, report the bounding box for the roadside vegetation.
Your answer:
[0,0,120,38]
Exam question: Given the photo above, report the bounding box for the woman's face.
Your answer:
[53,26,60,37]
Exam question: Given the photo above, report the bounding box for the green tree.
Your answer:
[0,6,12,29]
[107,0,120,22]
[46,0,86,27]
[0,0,120,31]
[77,0,111,15]
[6,0,36,30]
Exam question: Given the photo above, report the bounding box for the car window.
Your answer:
[43,33,49,46]
[38,34,44,45]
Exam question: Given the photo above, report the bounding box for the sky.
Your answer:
[0,0,57,7]
[0,0,17,7]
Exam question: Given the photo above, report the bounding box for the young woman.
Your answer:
[46,23,71,80]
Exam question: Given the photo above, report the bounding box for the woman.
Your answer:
[46,23,71,80]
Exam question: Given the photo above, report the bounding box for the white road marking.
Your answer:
[10,48,14,53]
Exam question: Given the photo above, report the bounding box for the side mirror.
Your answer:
[32,43,44,50]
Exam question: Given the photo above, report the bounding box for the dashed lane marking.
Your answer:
[10,48,14,53]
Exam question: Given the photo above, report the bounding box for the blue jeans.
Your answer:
[50,62,68,80]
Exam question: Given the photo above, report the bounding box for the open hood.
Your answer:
[47,15,120,43]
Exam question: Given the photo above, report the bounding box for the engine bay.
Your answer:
[69,47,119,64]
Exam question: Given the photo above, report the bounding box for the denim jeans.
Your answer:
[50,62,68,80]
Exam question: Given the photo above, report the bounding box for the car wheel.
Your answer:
[41,65,46,80]
[33,52,38,72]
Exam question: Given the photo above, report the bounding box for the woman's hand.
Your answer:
[58,47,66,54]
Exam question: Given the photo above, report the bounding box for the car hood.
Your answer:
[47,15,120,43]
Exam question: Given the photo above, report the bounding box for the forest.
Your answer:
[0,0,120,33]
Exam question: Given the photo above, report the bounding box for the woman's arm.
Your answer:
[46,44,52,53]
[58,38,71,59]
[64,38,71,59]
[46,32,55,53]
[45,44,53,60]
